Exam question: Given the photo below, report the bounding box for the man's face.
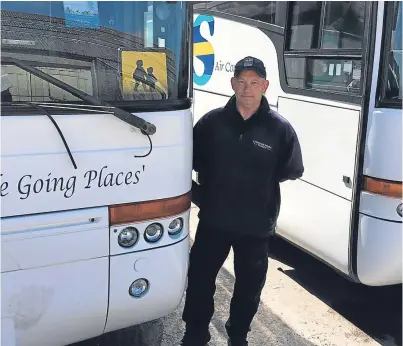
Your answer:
[231,70,269,108]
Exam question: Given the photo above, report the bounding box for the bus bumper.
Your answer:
[357,213,402,286]
[104,235,190,333]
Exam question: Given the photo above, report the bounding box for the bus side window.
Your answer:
[284,1,365,98]
[285,57,361,94]
[198,1,285,27]
[381,1,402,103]
[288,1,364,50]
[288,2,322,50]
[321,1,365,49]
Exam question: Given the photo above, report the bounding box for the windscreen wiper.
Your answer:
[1,56,156,135]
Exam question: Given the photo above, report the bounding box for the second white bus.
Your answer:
[192,1,402,286]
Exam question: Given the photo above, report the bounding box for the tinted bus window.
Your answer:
[321,1,365,49]
[285,57,361,94]
[285,1,364,97]
[384,1,402,101]
[194,1,285,27]
[289,1,364,50]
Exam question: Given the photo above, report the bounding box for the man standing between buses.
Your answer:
[179,56,304,346]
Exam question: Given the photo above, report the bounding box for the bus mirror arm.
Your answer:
[1,57,157,136]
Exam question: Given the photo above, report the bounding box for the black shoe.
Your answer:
[225,320,249,346]
[178,328,211,346]
[228,339,248,346]
[178,337,210,346]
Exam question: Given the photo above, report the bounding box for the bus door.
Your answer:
[276,1,369,275]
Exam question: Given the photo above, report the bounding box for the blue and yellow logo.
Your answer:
[193,15,215,86]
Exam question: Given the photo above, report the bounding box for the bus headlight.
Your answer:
[129,278,149,298]
[397,203,402,217]
[168,218,183,235]
[144,223,163,242]
[118,227,139,248]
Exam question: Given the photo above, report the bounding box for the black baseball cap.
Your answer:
[234,56,266,79]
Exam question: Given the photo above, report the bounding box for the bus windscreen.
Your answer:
[0,1,189,105]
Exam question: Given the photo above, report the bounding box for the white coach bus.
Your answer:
[193,1,402,286]
[1,2,193,345]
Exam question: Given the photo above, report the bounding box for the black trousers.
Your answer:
[182,220,270,340]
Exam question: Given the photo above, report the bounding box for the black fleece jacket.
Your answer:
[192,95,304,237]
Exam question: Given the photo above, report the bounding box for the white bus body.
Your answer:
[1,2,192,346]
[193,1,402,286]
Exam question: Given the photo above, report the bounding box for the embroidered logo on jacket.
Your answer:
[253,140,272,151]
